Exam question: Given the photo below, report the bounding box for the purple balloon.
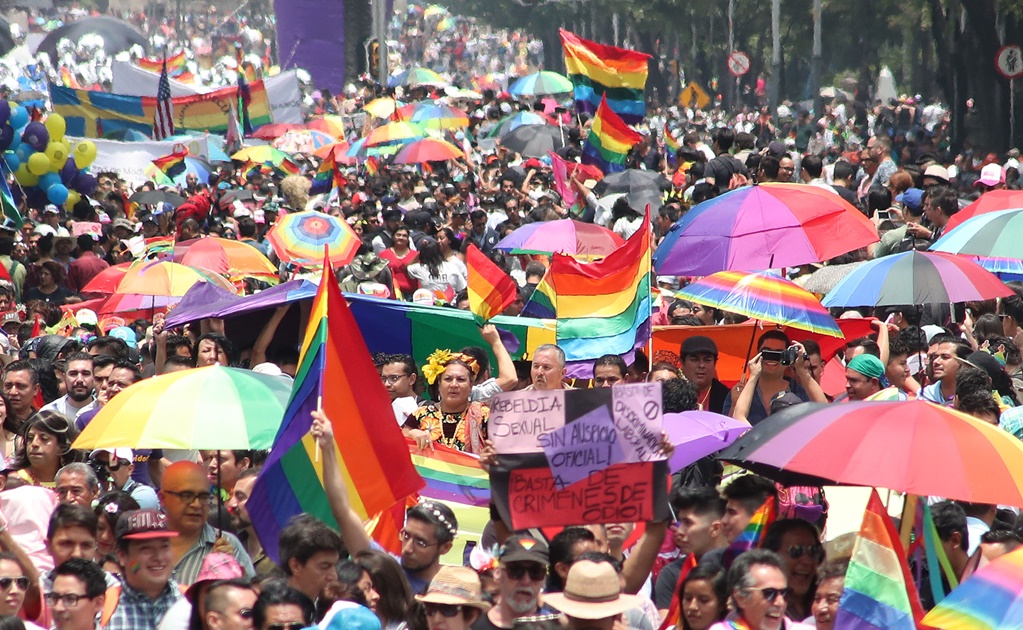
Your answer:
[60,157,78,184]
[0,125,13,153]
[0,102,11,128]
[21,121,48,153]
[75,172,97,196]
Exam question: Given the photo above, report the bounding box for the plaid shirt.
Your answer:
[105,579,183,630]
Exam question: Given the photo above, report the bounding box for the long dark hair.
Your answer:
[354,549,416,627]
[678,564,727,630]
[416,238,444,278]
[9,410,83,473]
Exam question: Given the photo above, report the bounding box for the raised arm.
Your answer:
[311,410,372,554]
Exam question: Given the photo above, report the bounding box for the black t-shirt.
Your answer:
[22,286,76,306]
[653,556,685,610]
[704,155,747,190]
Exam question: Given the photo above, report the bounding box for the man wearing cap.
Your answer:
[472,535,550,630]
[871,188,926,258]
[156,553,250,630]
[67,235,108,293]
[106,508,184,630]
[543,560,643,630]
[844,355,886,401]
[680,337,730,414]
[90,448,159,509]
[418,566,489,630]
[41,352,96,420]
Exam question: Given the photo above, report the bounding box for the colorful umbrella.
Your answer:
[922,545,1023,629]
[677,271,843,337]
[393,138,464,164]
[930,208,1023,262]
[249,123,302,140]
[173,237,278,282]
[114,260,238,297]
[305,116,347,137]
[80,262,133,295]
[653,183,880,276]
[409,103,469,129]
[313,141,355,165]
[944,189,1023,233]
[362,97,401,119]
[509,71,574,97]
[272,129,337,153]
[363,121,427,149]
[664,411,749,471]
[821,251,1012,308]
[387,67,447,88]
[72,366,293,450]
[146,154,213,186]
[717,401,1023,505]
[266,210,361,266]
[231,145,296,167]
[495,219,624,258]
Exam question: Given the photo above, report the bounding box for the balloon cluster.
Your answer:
[0,100,99,210]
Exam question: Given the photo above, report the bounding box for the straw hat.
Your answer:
[415,566,491,611]
[543,561,641,620]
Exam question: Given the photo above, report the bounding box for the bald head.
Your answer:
[160,461,207,492]
[159,461,211,536]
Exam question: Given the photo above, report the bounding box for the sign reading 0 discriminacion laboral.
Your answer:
[488,383,670,530]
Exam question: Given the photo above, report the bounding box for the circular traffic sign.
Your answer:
[996,45,1023,80]
[727,51,751,77]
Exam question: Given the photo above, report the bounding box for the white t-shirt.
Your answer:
[407,260,467,294]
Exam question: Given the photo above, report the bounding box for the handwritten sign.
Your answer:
[489,389,566,454]
[543,406,624,488]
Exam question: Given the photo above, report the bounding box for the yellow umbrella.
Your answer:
[363,97,400,119]
[115,260,238,297]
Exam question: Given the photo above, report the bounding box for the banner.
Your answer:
[488,384,670,529]
[70,136,213,185]
[264,71,303,125]
[274,0,345,93]
[111,60,201,98]
[51,82,273,138]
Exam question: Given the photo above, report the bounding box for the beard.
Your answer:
[506,589,538,615]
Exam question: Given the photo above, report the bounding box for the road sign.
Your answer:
[997,45,1023,80]
[679,82,711,109]
[727,51,751,77]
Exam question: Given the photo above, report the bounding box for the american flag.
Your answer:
[153,58,174,140]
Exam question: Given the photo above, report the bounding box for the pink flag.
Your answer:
[548,151,578,208]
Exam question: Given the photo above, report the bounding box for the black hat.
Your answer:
[498,534,549,565]
[680,336,718,359]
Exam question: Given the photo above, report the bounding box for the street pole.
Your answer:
[812,0,822,117]
[375,0,388,86]
[728,0,735,111]
[769,0,780,110]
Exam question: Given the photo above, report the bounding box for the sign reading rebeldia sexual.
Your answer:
[488,384,671,529]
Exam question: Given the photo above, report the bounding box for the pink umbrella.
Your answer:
[495,219,624,258]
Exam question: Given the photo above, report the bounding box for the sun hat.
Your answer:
[415,566,491,611]
[185,552,245,601]
[542,560,641,620]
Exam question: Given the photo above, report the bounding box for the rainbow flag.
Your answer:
[151,151,187,178]
[59,67,81,89]
[365,156,379,177]
[409,439,490,507]
[521,270,556,320]
[548,211,651,362]
[138,51,187,76]
[560,28,650,124]
[910,499,959,605]
[549,150,578,209]
[466,244,519,324]
[247,260,425,561]
[657,553,698,630]
[310,154,346,195]
[834,489,926,630]
[664,122,680,151]
[722,494,777,568]
[144,236,174,260]
[582,95,643,174]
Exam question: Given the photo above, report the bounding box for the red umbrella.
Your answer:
[80,262,133,295]
[314,142,354,164]
[393,138,463,164]
[249,123,302,140]
[944,189,1023,232]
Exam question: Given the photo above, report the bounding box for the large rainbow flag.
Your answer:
[247,261,424,561]
[721,494,777,568]
[50,82,273,138]
[548,212,651,362]
[466,244,519,324]
[581,95,643,174]
[409,439,490,507]
[834,489,926,630]
[137,51,187,77]
[560,28,649,124]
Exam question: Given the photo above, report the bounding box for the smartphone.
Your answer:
[877,210,891,220]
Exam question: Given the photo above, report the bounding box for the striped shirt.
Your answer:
[171,523,255,585]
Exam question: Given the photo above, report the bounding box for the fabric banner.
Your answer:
[274,0,345,93]
[111,60,201,98]
[51,81,273,138]
[263,71,303,125]
[69,136,212,186]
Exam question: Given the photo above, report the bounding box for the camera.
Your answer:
[761,347,806,366]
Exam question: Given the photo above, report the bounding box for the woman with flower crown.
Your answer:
[404,349,489,454]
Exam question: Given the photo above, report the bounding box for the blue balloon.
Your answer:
[15,145,31,163]
[46,184,68,205]
[4,151,20,172]
[9,131,21,152]
[9,106,28,130]
[38,172,59,191]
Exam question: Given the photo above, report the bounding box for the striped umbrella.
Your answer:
[944,189,1023,232]
[362,98,401,119]
[393,138,464,164]
[677,270,842,337]
[387,67,447,88]
[509,71,574,97]
[363,121,428,149]
[923,545,1023,629]
[409,103,469,129]
[930,208,1023,278]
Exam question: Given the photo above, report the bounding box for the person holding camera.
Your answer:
[89,449,159,510]
[723,331,827,425]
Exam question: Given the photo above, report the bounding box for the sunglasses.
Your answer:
[425,603,464,618]
[0,577,29,591]
[265,624,303,630]
[745,586,790,601]
[504,563,546,581]
[786,544,824,561]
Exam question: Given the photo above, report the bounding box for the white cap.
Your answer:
[90,448,134,462]
[76,309,98,326]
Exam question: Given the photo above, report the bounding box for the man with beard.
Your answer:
[472,535,552,630]
[42,353,96,420]
[680,337,729,414]
[225,468,276,575]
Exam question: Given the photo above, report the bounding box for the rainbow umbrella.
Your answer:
[363,121,427,149]
[387,67,447,87]
[394,138,464,164]
[495,219,624,258]
[929,208,1023,279]
[266,210,361,266]
[677,270,842,337]
[249,123,302,140]
[173,237,278,283]
[231,145,296,167]
[313,141,355,164]
[922,545,1023,629]
[944,189,1023,233]
[822,251,1013,308]
[718,401,1023,506]
[114,260,238,297]
[509,71,574,97]
[73,366,292,450]
[272,129,337,153]
[305,115,347,136]
[653,183,879,276]
[409,103,469,129]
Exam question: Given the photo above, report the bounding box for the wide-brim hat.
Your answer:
[415,566,491,612]
[543,560,641,620]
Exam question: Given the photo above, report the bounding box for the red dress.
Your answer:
[380,248,419,298]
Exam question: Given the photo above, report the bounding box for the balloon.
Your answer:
[44,142,67,171]
[46,184,68,205]
[22,122,48,153]
[0,101,10,127]
[9,106,27,130]
[27,152,49,176]
[75,172,97,196]
[74,141,97,168]
[44,114,65,142]
[3,151,19,172]
[60,157,78,183]
[64,189,80,211]
[38,172,59,191]
[9,131,21,152]
[15,145,31,164]
[0,125,13,153]
[15,164,37,187]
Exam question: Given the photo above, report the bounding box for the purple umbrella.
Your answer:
[496,219,624,258]
[664,411,749,471]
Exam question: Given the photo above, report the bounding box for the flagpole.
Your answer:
[647,205,654,370]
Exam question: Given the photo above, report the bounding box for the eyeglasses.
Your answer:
[399,529,439,549]
[785,544,824,561]
[104,458,129,471]
[163,490,212,505]
[0,577,29,591]
[504,562,546,581]
[266,623,305,630]
[45,592,88,607]
[425,603,464,618]
[381,374,408,384]
[744,586,789,601]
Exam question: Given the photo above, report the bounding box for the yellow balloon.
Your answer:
[15,164,38,186]
[44,114,66,142]
[74,141,97,168]
[64,189,80,210]
[45,142,67,170]
[27,152,49,176]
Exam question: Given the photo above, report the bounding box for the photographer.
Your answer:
[724,331,827,425]
[89,448,159,510]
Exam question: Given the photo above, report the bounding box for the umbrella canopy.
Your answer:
[36,16,147,63]
[266,210,361,266]
[231,145,295,167]
[922,545,1023,629]
[677,271,843,337]
[509,71,574,97]
[930,208,1023,261]
[594,169,671,196]
[102,128,150,141]
[944,189,1023,233]
[173,237,277,282]
[664,411,749,471]
[363,97,401,119]
[654,183,880,276]
[495,219,624,258]
[146,155,212,187]
[128,190,185,208]
[73,366,292,450]
[363,121,427,149]
[500,124,565,158]
[305,116,347,137]
[717,400,1023,506]
[272,129,337,153]
[409,103,469,129]
[313,142,355,165]
[80,262,133,295]
[822,251,1012,308]
[114,260,237,297]
[249,123,302,140]
[387,67,447,88]
[792,261,865,295]
[393,138,463,164]
[490,112,548,138]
